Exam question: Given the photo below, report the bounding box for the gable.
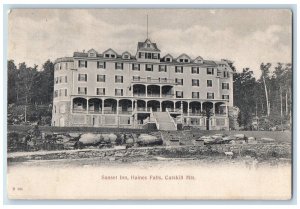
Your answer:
[122,51,131,59]
[103,48,118,58]
[87,49,97,58]
[163,54,173,62]
[176,54,191,63]
[194,56,204,63]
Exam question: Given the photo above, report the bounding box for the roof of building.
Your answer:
[137,39,160,52]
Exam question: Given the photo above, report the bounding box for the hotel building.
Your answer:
[52,39,234,130]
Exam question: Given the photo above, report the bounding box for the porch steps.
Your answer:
[153,112,177,131]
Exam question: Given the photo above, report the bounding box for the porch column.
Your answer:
[160,85,162,98]
[101,99,104,114]
[226,102,229,117]
[160,101,162,112]
[86,98,89,114]
[200,102,203,112]
[145,101,148,111]
[70,97,73,113]
[173,102,175,111]
[116,99,119,114]
[188,102,190,117]
[132,100,135,113]
[213,102,216,115]
[180,101,183,124]
[116,99,119,127]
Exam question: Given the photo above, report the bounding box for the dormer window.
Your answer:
[147,44,151,48]
[166,58,171,62]
[105,54,110,58]
[87,49,97,57]
[111,54,115,58]
[176,54,191,63]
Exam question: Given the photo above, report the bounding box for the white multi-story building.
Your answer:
[52,39,234,130]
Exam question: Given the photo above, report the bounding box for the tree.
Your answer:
[259,63,272,116]
[233,68,257,128]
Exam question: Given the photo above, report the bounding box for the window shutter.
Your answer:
[85,74,87,81]
[85,61,87,68]
[121,63,124,69]
[121,76,123,83]
[85,88,87,95]
[103,62,106,69]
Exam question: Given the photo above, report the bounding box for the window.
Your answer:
[222,95,229,100]
[146,53,152,59]
[133,76,140,81]
[217,69,222,77]
[54,90,58,98]
[180,59,184,63]
[55,77,59,84]
[105,54,110,58]
[207,80,213,87]
[147,44,151,48]
[222,83,230,90]
[153,53,159,59]
[159,78,167,83]
[147,77,151,82]
[132,63,140,71]
[96,88,105,96]
[175,66,183,73]
[207,68,214,75]
[97,75,105,82]
[59,89,62,97]
[115,63,124,70]
[192,79,199,86]
[78,87,87,95]
[166,58,171,62]
[159,65,167,72]
[138,52,145,59]
[64,89,68,96]
[146,64,153,71]
[192,92,200,98]
[111,54,115,58]
[176,91,183,98]
[115,75,123,83]
[78,74,87,81]
[97,61,106,69]
[185,59,189,63]
[224,71,230,78]
[175,78,183,85]
[115,89,123,96]
[207,93,214,99]
[191,67,199,74]
[123,55,129,59]
[79,60,87,68]
[64,76,68,83]
[59,77,62,83]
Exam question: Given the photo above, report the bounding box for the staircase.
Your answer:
[153,112,177,131]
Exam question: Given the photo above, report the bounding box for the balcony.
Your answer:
[131,78,175,85]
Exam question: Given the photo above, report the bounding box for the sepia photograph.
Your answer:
[6,8,293,200]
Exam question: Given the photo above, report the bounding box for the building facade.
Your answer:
[52,39,234,130]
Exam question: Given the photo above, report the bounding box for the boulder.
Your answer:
[69,133,80,138]
[261,137,275,142]
[234,134,246,140]
[79,133,101,145]
[137,134,162,146]
[125,138,134,144]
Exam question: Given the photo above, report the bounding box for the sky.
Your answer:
[8,9,292,77]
